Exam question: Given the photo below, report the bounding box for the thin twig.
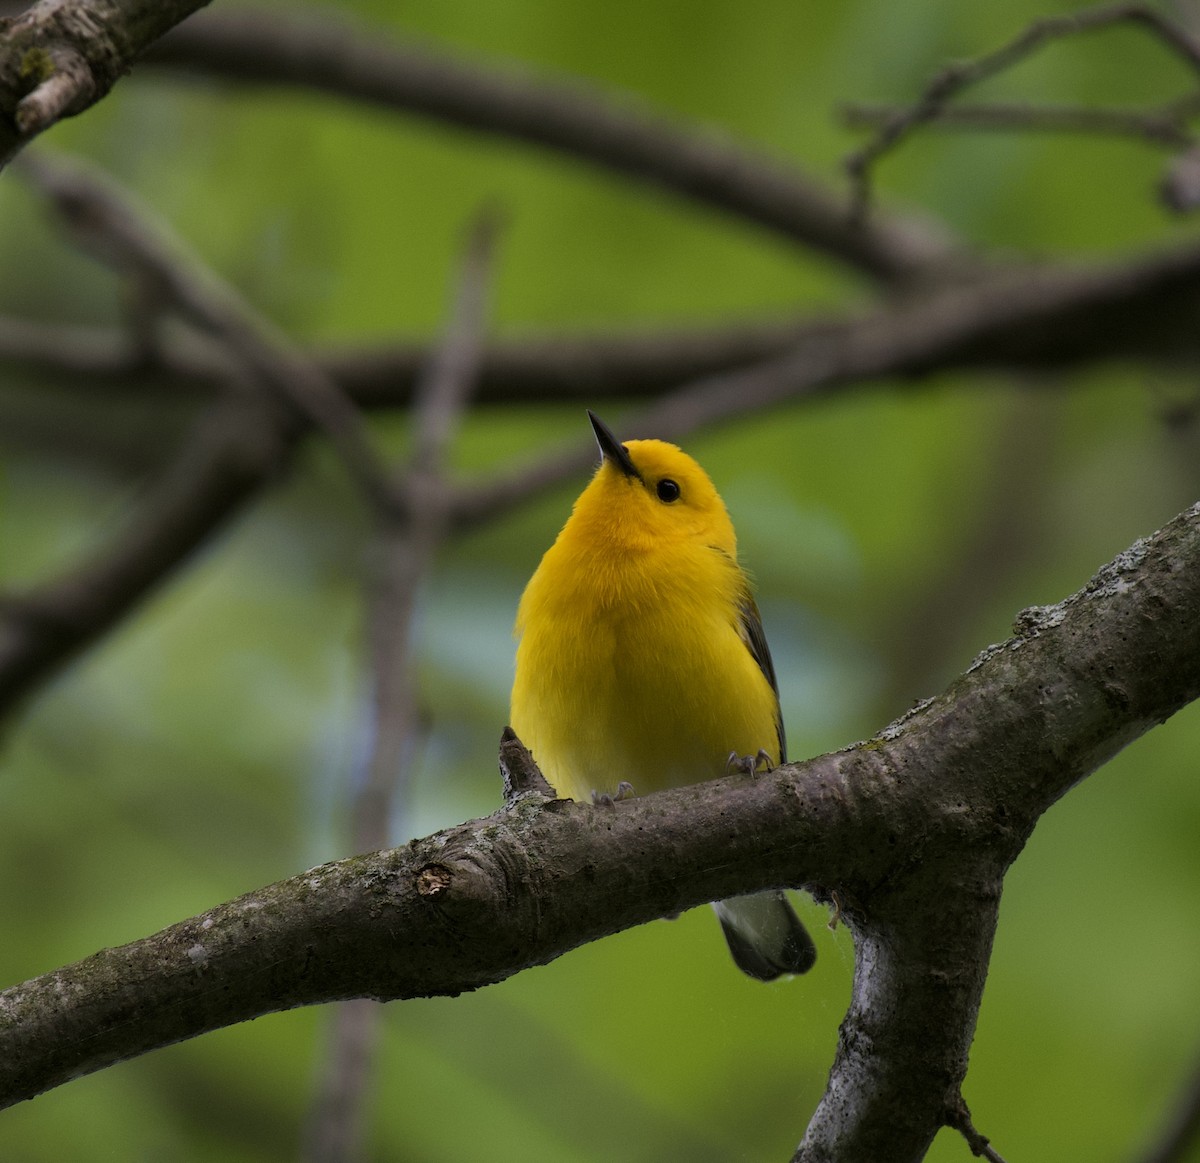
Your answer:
[945,1093,1009,1163]
[302,998,382,1163]
[324,317,817,408]
[0,311,826,405]
[0,314,240,389]
[843,97,1200,149]
[12,46,94,135]
[845,1,1200,216]
[407,209,503,480]
[0,153,397,721]
[361,208,500,851]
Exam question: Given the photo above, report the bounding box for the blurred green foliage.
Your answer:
[1,1,1200,1160]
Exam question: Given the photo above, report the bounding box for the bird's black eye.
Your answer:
[656,478,681,503]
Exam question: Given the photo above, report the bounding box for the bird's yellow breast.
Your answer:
[511,465,780,800]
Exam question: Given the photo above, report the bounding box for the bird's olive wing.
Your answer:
[737,590,788,766]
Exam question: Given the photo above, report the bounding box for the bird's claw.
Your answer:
[592,780,636,806]
[726,749,774,776]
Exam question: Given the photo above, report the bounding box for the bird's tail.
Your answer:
[712,891,816,981]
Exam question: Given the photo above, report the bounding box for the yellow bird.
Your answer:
[510,412,815,980]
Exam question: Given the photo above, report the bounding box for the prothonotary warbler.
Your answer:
[510,411,816,980]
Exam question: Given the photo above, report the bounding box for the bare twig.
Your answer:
[499,727,555,803]
[407,210,502,480]
[360,208,499,852]
[303,210,498,1163]
[0,314,237,390]
[844,2,1200,216]
[0,153,398,720]
[303,998,382,1163]
[16,151,398,517]
[946,1093,1009,1163]
[843,96,1200,149]
[11,45,92,134]
[0,311,828,406]
[144,7,957,284]
[321,318,818,408]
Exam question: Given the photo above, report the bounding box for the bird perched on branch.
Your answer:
[510,411,815,980]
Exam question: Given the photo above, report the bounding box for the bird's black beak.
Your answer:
[588,410,641,479]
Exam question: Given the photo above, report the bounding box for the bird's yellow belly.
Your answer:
[512,595,778,802]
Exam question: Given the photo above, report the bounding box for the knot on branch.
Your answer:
[409,819,549,937]
[14,44,94,135]
[414,863,452,897]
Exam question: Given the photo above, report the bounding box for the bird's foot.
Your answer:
[726,749,773,776]
[592,780,636,806]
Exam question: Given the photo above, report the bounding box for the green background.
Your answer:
[2,1,1199,1159]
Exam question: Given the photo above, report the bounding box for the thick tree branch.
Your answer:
[0,0,212,166]
[143,8,957,283]
[2,499,1198,1163]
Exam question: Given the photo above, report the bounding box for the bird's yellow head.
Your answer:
[565,412,738,557]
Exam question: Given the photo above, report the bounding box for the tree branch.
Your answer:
[0,0,213,166]
[142,7,958,283]
[5,227,1200,425]
[2,498,1198,1163]
[446,243,1200,528]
